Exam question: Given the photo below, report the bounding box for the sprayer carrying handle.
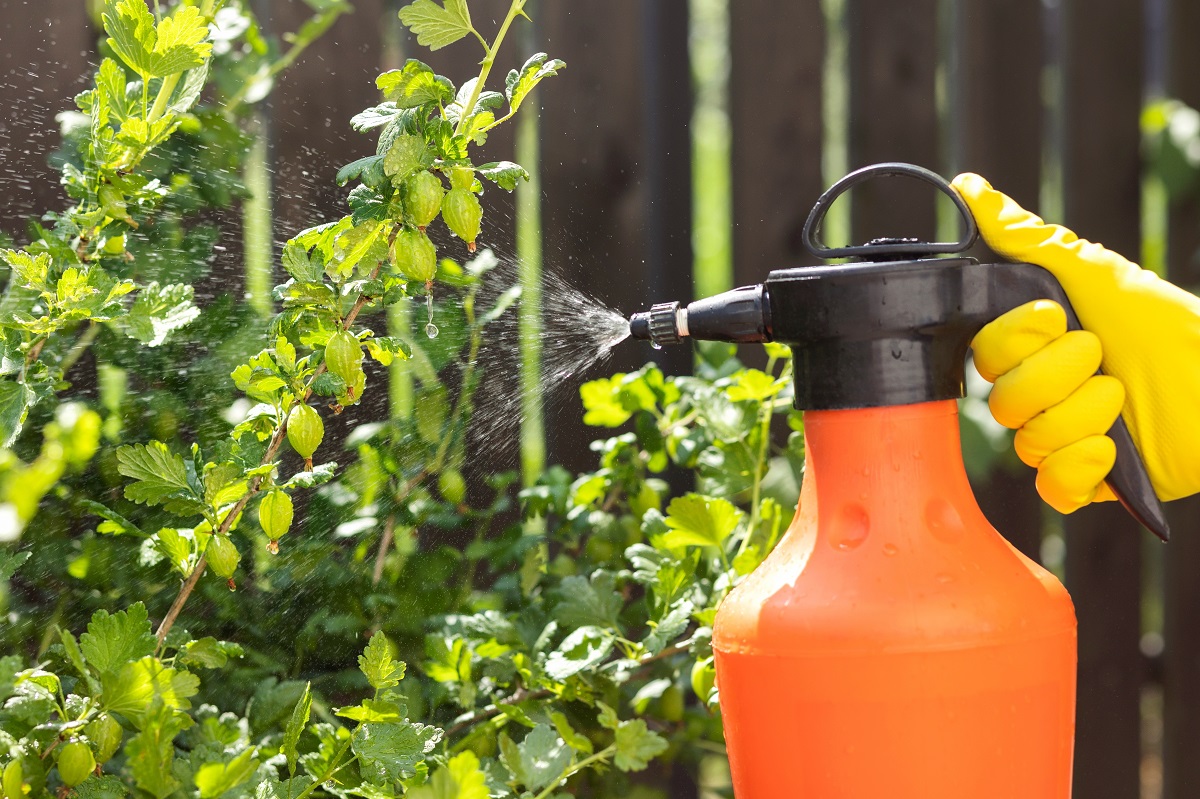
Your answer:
[987,262,1169,540]
[803,163,979,260]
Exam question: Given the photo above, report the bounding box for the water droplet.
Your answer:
[926,498,964,543]
[650,341,662,350]
[425,322,439,338]
[936,572,955,584]
[883,543,898,556]
[831,503,870,550]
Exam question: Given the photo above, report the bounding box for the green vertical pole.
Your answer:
[689,0,733,298]
[243,113,274,317]
[517,0,545,487]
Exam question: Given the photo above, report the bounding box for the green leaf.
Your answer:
[0,549,31,582]
[383,134,427,179]
[595,700,620,730]
[359,630,405,690]
[116,441,203,514]
[352,721,443,782]
[613,719,668,772]
[397,0,473,51]
[376,59,456,108]
[550,711,593,755]
[554,572,622,630]
[407,751,488,799]
[660,493,743,549]
[0,379,35,448]
[177,637,243,669]
[505,52,566,114]
[335,697,404,723]
[104,0,213,80]
[194,749,258,799]
[79,603,156,676]
[75,775,127,799]
[726,368,787,402]
[351,102,400,131]
[125,702,191,799]
[476,161,530,191]
[281,683,312,776]
[364,336,410,366]
[281,461,338,489]
[544,626,613,681]
[124,282,200,346]
[102,657,199,719]
[518,724,571,792]
[337,155,385,187]
[1,249,51,291]
[643,600,693,655]
[282,241,323,283]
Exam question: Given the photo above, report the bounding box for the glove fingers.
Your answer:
[1014,375,1126,467]
[989,329,1103,428]
[1036,435,1117,514]
[972,300,1067,383]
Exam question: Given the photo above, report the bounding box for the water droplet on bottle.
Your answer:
[883,543,898,556]
[831,503,870,550]
[936,572,955,584]
[650,341,662,350]
[425,322,439,338]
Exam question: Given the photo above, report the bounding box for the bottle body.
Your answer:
[713,400,1077,798]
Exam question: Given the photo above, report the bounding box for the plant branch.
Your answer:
[155,259,389,647]
[454,0,526,138]
[530,746,615,799]
[372,514,396,585]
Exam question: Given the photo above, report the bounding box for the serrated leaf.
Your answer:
[116,441,202,513]
[613,719,668,772]
[125,282,199,346]
[643,600,693,655]
[195,749,258,799]
[282,241,323,283]
[335,697,404,723]
[337,155,385,187]
[281,461,338,489]
[554,571,622,630]
[0,549,31,582]
[177,637,242,669]
[102,656,199,718]
[75,775,127,799]
[352,721,443,782]
[660,493,743,549]
[282,682,312,776]
[505,53,566,114]
[359,630,405,690]
[125,702,191,799]
[550,711,594,756]
[364,336,410,366]
[397,0,473,51]
[104,0,213,80]
[544,626,613,680]
[476,161,530,192]
[376,59,456,108]
[0,379,35,448]
[408,751,488,799]
[595,700,619,730]
[1,249,51,291]
[351,102,401,131]
[518,724,571,792]
[79,603,156,676]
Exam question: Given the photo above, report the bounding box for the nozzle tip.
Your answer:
[629,312,652,340]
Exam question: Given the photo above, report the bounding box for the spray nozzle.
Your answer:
[629,285,771,348]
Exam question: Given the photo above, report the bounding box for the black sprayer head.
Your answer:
[626,162,1170,540]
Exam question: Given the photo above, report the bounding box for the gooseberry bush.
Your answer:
[0,1,802,797]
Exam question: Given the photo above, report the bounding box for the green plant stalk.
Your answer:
[530,746,616,799]
[243,116,274,317]
[516,93,544,487]
[454,0,526,137]
[387,302,413,418]
[147,73,181,123]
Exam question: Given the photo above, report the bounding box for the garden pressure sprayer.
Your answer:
[628,163,1168,798]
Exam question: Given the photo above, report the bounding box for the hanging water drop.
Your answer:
[424,290,438,338]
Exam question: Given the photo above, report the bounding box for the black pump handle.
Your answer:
[803,163,979,259]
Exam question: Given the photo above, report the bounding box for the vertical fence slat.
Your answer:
[954,0,1044,561]
[540,0,692,474]
[847,0,939,244]
[1162,0,1200,794]
[729,1,824,284]
[1060,0,1145,794]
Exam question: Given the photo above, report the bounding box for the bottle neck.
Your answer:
[800,400,981,539]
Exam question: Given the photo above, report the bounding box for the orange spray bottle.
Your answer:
[629,163,1167,799]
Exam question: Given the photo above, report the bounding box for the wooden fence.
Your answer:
[3,0,1199,796]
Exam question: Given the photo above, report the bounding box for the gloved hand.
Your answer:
[952,172,1200,513]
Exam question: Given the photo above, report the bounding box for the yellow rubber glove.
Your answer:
[953,172,1200,513]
